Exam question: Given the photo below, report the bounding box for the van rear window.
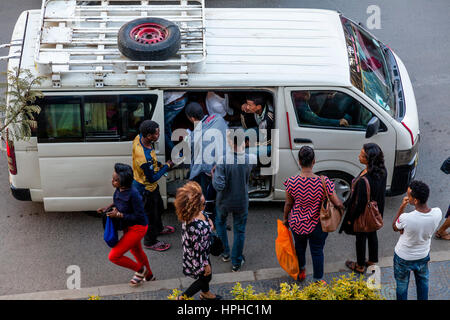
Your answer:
[38,97,82,141]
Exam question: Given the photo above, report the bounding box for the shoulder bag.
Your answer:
[353,176,383,233]
[319,176,343,232]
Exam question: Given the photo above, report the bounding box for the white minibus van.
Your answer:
[3,0,419,212]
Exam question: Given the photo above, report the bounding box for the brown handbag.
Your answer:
[319,176,343,232]
[352,176,383,233]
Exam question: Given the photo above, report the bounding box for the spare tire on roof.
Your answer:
[118,17,181,61]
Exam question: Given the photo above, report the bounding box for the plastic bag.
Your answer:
[104,216,119,248]
[275,219,300,280]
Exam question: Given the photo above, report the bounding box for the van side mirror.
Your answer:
[365,117,380,138]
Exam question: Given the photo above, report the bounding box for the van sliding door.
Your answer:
[36,90,165,212]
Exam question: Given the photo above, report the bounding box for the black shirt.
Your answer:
[339,170,387,235]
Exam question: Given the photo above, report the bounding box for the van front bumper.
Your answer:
[387,154,418,196]
[10,184,32,201]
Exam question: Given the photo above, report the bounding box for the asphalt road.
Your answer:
[0,0,449,295]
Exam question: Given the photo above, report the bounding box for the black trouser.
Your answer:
[143,186,164,246]
[182,273,212,297]
[192,173,217,222]
[355,231,378,267]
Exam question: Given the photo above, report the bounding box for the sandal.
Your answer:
[130,268,148,287]
[144,241,171,252]
[345,260,366,274]
[365,261,377,267]
[200,293,222,300]
[159,225,175,235]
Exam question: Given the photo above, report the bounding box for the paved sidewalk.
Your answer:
[0,251,448,300]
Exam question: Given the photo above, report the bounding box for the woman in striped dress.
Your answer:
[283,146,344,283]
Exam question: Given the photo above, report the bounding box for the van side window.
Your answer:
[120,95,156,141]
[37,94,157,142]
[37,97,82,141]
[84,96,119,140]
[291,90,374,130]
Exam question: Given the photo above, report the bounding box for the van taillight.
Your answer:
[6,140,17,175]
[401,122,415,146]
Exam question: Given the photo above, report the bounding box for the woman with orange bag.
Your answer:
[283,146,344,283]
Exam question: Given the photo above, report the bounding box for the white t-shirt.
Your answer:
[205,92,233,117]
[394,208,442,261]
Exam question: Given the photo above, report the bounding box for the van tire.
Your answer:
[118,18,181,61]
[316,171,353,203]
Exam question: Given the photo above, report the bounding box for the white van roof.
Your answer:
[14,5,351,89]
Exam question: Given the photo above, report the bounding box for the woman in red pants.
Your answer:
[98,163,154,286]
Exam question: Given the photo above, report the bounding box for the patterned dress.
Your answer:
[284,175,335,235]
[181,214,212,278]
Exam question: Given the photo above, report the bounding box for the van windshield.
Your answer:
[341,16,395,117]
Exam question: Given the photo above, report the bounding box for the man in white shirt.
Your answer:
[392,180,442,300]
[205,92,234,119]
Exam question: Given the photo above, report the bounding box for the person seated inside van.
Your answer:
[316,91,360,126]
[292,91,350,127]
[240,93,274,158]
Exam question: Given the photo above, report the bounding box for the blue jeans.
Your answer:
[164,96,188,155]
[215,206,248,267]
[394,253,430,300]
[292,222,328,281]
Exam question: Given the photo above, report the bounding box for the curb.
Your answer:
[1,250,449,300]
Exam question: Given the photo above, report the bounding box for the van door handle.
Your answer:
[294,138,313,143]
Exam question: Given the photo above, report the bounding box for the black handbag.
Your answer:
[441,157,450,174]
[209,234,224,256]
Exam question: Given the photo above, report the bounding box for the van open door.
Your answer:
[284,87,396,202]
[35,90,166,212]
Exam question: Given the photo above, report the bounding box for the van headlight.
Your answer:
[395,137,419,166]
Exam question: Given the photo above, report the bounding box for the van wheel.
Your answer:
[317,171,353,203]
[118,17,181,61]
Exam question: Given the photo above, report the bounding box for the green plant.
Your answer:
[167,288,194,300]
[0,67,45,144]
[229,273,384,300]
[88,295,101,300]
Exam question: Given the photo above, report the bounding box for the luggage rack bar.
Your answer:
[34,0,206,87]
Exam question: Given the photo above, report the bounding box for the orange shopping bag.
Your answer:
[275,219,300,280]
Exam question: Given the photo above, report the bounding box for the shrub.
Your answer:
[168,273,384,300]
[230,273,384,300]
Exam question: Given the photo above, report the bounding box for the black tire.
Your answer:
[316,170,354,203]
[118,17,181,61]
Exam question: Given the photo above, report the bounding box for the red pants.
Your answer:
[109,225,152,274]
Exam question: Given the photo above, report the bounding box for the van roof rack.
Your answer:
[34,0,206,88]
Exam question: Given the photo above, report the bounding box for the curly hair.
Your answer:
[174,181,205,223]
[363,143,387,179]
[409,180,430,204]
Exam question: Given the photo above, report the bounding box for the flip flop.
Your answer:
[345,260,366,274]
[144,241,171,252]
[159,225,175,235]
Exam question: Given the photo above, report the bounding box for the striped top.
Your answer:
[284,175,335,235]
